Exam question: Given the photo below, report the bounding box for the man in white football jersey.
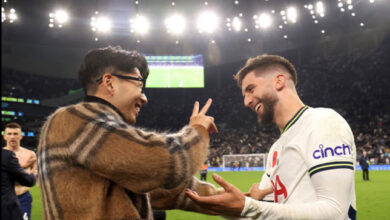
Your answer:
[185,54,357,220]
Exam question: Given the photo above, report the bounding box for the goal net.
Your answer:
[222,153,267,170]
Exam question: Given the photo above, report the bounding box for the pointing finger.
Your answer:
[185,189,221,205]
[191,101,199,117]
[212,174,233,191]
[199,98,212,115]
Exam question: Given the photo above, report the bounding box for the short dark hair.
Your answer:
[234,54,297,87]
[78,46,149,94]
[5,122,22,129]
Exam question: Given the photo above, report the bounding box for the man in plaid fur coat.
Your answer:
[37,46,221,220]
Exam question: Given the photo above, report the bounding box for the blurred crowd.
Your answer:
[2,41,389,166]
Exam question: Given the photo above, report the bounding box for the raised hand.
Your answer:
[189,98,218,134]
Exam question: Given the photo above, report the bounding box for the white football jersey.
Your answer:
[242,106,357,220]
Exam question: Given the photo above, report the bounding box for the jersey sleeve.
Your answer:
[304,109,356,177]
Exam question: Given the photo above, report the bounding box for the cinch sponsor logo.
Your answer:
[313,144,351,159]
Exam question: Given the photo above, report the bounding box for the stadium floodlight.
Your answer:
[91,16,112,33]
[256,13,272,29]
[54,10,69,24]
[348,5,353,10]
[284,35,288,39]
[232,16,242,31]
[165,14,186,35]
[8,8,17,23]
[369,0,375,3]
[130,15,150,35]
[338,2,343,8]
[307,4,313,10]
[316,2,325,17]
[2,7,5,22]
[197,11,219,34]
[287,7,297,23]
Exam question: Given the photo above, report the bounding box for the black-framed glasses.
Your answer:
[96,73,146,87]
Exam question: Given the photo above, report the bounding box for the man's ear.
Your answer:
[274,74,286,91]
[101,73,115,96]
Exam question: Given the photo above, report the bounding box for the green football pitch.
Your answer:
[146,66,204,88]
[30,171,390,219]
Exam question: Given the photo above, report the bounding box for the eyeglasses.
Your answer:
[96,73,146,88]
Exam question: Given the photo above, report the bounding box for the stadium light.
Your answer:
[130,15,150,35]
[316,2,325,17]
[197,11,219,34]
[49,9,69,28]
[2,7,6,22]
[55,10,69,24]
[287,7,297,23]
[7,8,17,23]
[256,13,272,29]
[369,0,375,3]
[91,16,112,33]
[232,16,242,31]
[165,14,186,35]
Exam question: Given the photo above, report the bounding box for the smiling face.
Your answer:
[241,71,279,125]
[3,127,23,148]
[110,68,148,125]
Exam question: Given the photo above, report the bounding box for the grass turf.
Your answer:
[29,170,390,219]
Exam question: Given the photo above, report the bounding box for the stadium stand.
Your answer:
[1,37,389,166]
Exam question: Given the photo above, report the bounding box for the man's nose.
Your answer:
[141,93,148,104]
[244,96,253,108]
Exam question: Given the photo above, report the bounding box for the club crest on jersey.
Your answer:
[312,144,351,159]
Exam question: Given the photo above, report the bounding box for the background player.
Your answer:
[3,122,37,220]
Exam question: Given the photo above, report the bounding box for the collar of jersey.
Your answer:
[281,105,309,135]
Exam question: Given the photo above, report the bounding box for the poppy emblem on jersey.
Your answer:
[272,151,278,167]
[312,144,351,159]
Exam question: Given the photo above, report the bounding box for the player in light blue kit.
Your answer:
[185,54,357,220]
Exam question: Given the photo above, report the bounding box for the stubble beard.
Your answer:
[257,93,278,125]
